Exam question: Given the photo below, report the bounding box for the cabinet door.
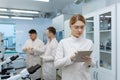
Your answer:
[85,15,99,80]
[98,5,116,80]
[98,70,114,80]
[85,17,94,42]
[99,12,112,70]
[90,68,99,80]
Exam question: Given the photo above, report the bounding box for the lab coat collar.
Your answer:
[30,38,38,42]
[48,38,56,43]
[71,35,82,42]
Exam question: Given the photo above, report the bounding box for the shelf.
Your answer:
[100,50,111,53]
[99,67,111,72]
[86,31,94,34]
[100,30,111,33]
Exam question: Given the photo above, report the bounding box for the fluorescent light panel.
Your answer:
[0,16,9,18]
[34,0,49,2]
[0,8,7,11]
[10,10,39,14]
[11,17,33,20]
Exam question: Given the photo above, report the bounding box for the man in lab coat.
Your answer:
[41,27,58,80]
[22,29,44,80]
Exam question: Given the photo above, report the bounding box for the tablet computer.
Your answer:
[75,51,92,62]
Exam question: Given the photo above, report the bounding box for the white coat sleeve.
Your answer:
[33,41,45,56]
[22,40,28,51]
[54,41,73,69]
[43,42,58,62]
[84,41,96,68]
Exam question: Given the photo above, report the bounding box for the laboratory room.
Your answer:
[0,0,120,80]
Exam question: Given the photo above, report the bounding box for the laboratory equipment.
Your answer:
[0,55,19,79]
[7,64,41,80]
[0,32,4,58]
[0,55,19,66]
[100,42,105,50]
[106,39,111,51]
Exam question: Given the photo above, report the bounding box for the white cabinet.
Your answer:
[84,12,99,80]
[98,5,116,80]
[117,3,120,80]
[90,68,99,80]
[84,5,116,80]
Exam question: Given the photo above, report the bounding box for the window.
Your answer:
[0,23,16,51]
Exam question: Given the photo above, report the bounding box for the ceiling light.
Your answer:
[11,17,33,20]
[0,16,9,18]
[34,0,49,2]
[10,10,39,14]
[0,8,7,11]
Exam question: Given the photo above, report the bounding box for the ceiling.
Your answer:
[0,0,75,13]
[0,0,92,18]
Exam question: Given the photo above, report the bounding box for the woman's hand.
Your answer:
[81,56,92,64]
[70,52,78,61]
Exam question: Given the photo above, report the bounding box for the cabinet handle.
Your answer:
[96,60,98,68]
[93,71,96,79]
[96,72,98,80]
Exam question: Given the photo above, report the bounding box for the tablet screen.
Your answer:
[75,51,92,62]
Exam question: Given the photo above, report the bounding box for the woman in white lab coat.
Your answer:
[54,14,96,80]
[41,27,58,80]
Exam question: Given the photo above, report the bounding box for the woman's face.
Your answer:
[70,20,85,38]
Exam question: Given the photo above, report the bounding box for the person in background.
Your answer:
[54,14,96,80]
[22,29,44,80]
[41,27,58,80]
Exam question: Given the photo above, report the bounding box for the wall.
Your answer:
[52,14,71,31]
[62,3,83,14]
[62,0,116,15]
[64,20,71,38]
[0,18,52,52]
[82,0,116,14]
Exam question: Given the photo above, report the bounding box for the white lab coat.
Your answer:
[22,38,44,80]
[54,36,96,80]
[41,38,58,80]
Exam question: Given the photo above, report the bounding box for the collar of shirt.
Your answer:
[48,38,56,44]
[71,35,83,42]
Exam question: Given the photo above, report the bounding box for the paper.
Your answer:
[75,51,92,62]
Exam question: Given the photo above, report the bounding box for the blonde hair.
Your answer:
[69,14,86,27]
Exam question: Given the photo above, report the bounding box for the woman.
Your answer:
[54,14,96,80]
